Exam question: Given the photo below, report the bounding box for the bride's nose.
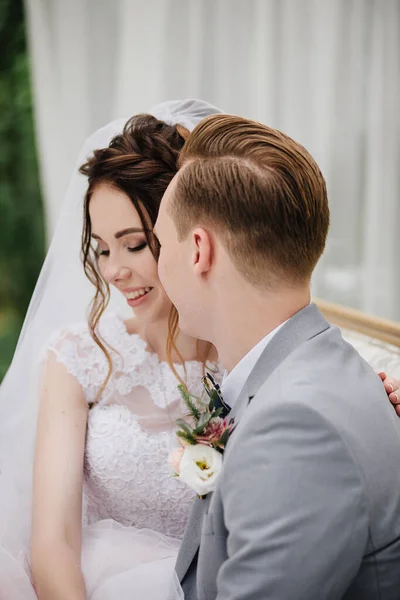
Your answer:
[103,259,131,284]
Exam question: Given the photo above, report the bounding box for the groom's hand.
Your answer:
[378,372,400,415]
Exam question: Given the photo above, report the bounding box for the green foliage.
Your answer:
[193,410,214,434]
[0,0,45,380]
[0,307,21,378]
[177,384,202,421]
[176,384,227,446]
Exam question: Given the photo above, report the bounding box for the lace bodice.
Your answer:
[47,313,221,539]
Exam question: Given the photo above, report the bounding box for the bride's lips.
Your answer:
[125,287,153,308]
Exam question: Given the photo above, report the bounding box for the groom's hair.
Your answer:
[171,114,330,287]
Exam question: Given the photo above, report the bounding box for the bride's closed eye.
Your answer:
[127,242,147,253]
[94,245,108,257]
[95,241,148,258]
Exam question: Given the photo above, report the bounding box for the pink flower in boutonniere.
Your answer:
[169,446,185,474]
[196,416,232,448]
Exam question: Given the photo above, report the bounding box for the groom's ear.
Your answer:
[191,227,212,276]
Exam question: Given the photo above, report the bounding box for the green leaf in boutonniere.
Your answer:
[193,411,214,435]
[176,418,194,435]
[176,431,197,445]
[218,427,231,449]
[178,384,202,422]
[176,418,197,445]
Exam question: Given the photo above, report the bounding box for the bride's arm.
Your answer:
[31,353,89,600]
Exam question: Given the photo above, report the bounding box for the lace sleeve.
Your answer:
[44,321,110,406]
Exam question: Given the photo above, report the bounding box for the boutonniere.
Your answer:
[169,374,234,497]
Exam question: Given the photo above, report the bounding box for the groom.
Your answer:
[155,115,400,599]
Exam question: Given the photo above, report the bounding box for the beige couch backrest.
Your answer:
[316,299,400,378]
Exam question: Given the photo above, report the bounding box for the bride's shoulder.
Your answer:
[43,312,141,360]
[46,318,92,347]
[40,313,147,403]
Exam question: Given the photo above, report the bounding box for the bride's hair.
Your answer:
[79,114,210,401]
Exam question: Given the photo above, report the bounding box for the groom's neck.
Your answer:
[214,285,311,373]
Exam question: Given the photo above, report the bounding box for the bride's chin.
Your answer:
[134,296,172,324]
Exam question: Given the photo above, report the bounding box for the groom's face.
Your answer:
[155,177,204,338]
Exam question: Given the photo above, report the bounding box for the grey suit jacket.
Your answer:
[175,303,400,599]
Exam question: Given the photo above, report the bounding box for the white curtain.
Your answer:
[25,0,400,321]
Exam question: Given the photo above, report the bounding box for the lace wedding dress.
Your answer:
[0,100,226,600]
[6,312,221,599]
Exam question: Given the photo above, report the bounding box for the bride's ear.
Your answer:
[191,228,212,276]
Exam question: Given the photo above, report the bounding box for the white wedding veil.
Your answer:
[0,99,224,570]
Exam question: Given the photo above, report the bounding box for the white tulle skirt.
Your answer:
[0,520,183,599]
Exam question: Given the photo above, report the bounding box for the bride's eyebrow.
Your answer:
[114,227,144,239]
[91,228,144,241]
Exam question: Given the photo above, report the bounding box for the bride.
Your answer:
[0,100,224,600]
[0,99,398,600]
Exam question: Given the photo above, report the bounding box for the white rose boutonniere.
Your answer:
[171,444,223,497]
[168,379,234,498]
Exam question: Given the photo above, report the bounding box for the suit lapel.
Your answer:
[176,303,331,581]
[176,494,212,581]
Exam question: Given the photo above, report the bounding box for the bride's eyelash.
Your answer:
[95,248,109,257]
[127,242,147,253]
[95,242,147,258]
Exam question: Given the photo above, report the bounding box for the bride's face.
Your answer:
[89,183,172,322]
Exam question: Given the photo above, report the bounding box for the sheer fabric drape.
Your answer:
[25,0,400,319]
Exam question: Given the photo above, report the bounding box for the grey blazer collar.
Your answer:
[230,303,330,422]
[176,302,330,582]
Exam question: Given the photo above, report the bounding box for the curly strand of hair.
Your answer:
[166,305,213,394]
[197,340,213,379]
[81,196,115,407]
[88,286,114,407]
[166,306,187,388]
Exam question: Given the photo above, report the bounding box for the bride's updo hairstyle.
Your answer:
[80,114,209,400]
